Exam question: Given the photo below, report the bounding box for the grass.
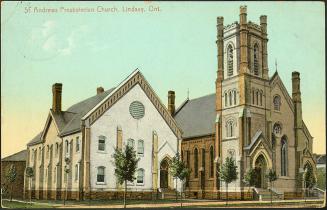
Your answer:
[2,200,55,208]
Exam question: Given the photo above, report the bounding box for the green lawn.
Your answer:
[2,200,55,208]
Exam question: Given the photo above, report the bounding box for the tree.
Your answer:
[266,169,277,204]
[243,168,256,194]
[304,166,316,199]
[316,168,326,190]
[169,153,191,208]
[219,156,238,205]
[25,166,34,204]
[6,164,17,202]
[112,145,140,208]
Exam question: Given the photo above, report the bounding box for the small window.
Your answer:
[259,91,263,106]
[229,91,232,106]
[39,147,41,160]
[137,140,144,155]
[97,166,105,183]
[256,91,259,105]
[233,90,237,105]
[98,136,106,151]
[137,169,144,184]
[75,164,79,181]
[273,95,281,111]
[127,139,135,149]
[226,120,235,137]
[76,137,80,152]
[225,92,228,107]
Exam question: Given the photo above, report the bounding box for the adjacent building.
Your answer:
[1,149,27,199]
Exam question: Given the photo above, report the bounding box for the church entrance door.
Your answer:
[254,154,267,189]
[160,159,169,188]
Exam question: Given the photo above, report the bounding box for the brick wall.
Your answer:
[1,160,26,199]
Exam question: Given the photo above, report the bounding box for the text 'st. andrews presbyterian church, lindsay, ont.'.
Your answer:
[25,6,316,200]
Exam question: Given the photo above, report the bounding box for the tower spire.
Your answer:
[275,59,278,72]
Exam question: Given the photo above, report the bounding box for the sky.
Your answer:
[1,1,325,157]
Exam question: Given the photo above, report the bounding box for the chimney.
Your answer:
[292,71,301,103]
[292,71,302,130]
[52,83,62,113]
[97,87,104,95]
[168,90,175,116]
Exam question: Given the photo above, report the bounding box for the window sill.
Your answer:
[97,150,107,154]
[96,182,106,185]
[137,154,144,157]
[136,183,144,186]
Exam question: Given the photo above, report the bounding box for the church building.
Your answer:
[25,70,182,200]
[25,5,316,201]
[174,6,316,200]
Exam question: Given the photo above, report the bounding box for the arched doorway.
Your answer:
[254,154,267,188]
[160,159,169,189]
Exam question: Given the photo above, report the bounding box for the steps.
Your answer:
[255,188,282,201]
[160,188,178,199]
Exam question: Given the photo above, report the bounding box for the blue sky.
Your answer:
[1,1,325,157]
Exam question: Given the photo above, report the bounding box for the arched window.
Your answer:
[273,95,281,111]
[252,89,255,104]
[229,91,232,106]
[55,143,58,157]
[233,90,237,105]
[194,148,198,178]
[273,123,282,135]
[202,148,205,168]
[227,45,233,76]
[226,120,235,137]
[137,168,144,184]
[127,138,135,148]
[65,140,69,154]
[281,136,288,176]
[253,44,259,76]
[259,91,263,106]
[54,166,57,183]
[256,90,259,105]
[137,140,144,155]
[76,137,80,152]
[97,166,105,183]
[225,92,228,107]
[75,164,79,181]
[210,146,214,178]
[39,147,41,160]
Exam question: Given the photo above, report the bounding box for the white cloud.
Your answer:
[28,20,89,57]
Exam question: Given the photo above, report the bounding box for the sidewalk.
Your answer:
[57,199,325,208]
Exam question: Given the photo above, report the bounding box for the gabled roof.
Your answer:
[27,88,115,146]
[2,149,27,162]
[60,88,115,136]
[269,71,294,113]
[174,93,216,138]
[82,69,182,138]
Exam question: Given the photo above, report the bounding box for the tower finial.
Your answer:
[187,88,189,100]
[275,59,278,72]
